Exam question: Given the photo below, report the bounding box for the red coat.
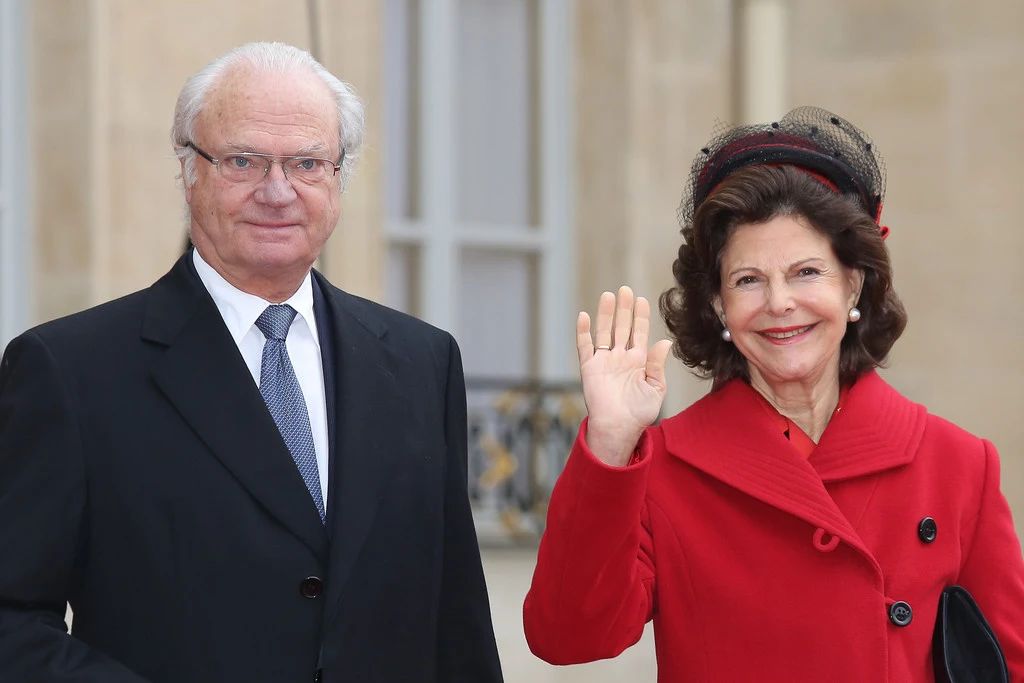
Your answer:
[524,371,1024,682]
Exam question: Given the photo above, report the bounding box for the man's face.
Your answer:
[184,67,341,291]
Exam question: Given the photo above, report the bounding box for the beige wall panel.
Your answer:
[32,1,95,323]
[790,0,1024,529]
[935,0,1024,52]
[575,0,732,411]
[317,0,385,300]
[575,0,632,307]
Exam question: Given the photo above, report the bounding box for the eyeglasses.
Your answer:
[187,142,344,185]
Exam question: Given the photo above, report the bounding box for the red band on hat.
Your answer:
[767,164,839,193]
[706,162,889,240]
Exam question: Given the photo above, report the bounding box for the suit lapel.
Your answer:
[143,254,329,562]
[312,273,410,620]
[311,277,338,538]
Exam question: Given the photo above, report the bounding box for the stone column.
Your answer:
[574,1,735,412]
[317,0,385,300]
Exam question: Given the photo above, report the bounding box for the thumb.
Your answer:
[645,339,674,390]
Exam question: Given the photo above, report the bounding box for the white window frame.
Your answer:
[388,0,576,381]
[0,0,30,349]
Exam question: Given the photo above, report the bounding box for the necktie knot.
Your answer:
[255,304,298,341]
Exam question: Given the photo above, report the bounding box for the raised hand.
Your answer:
[577,286,673,467]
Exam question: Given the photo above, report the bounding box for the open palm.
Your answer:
[577,286,673,467]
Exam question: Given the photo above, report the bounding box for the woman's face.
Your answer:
[714,215,864,390]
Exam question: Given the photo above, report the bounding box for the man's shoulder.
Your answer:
[317,276,453,345]
[22,288,152,354]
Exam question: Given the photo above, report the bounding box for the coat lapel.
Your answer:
[311,276,338,538]
[143,254,329,562]
[312,274,411,621]
[661,372,926,562]
[809,370,926,482]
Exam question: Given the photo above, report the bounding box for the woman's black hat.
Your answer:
[681,106,887,232]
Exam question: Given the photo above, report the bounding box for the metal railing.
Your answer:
[465,377,586,545]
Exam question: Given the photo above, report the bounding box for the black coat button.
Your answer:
[300,576,324,599]
[889,601,913,627]
[918,517,937,543]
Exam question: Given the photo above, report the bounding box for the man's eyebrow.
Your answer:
[293,142,331,157]
[222,142,259,153]
[221,142,332,157]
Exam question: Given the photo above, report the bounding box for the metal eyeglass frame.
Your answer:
[186,141,345,182]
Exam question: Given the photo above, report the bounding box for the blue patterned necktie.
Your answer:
[255,304,326,524]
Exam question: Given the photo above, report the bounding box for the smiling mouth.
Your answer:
[760,324,815,340]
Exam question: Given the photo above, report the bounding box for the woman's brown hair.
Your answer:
[659,164,907,387]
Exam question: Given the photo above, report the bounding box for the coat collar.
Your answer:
[141,254,408,594]
[143,253,331,562]
[660,371,927,558]
[808,370,927,482]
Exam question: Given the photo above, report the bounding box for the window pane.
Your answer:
[383,0,419,220]
[456,0,536,226]
[459,248,535,379]
[386,244,420,315]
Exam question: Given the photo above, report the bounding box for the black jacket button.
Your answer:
[918,516,937,543]
[300,576,324,599]
[889,601,913,627]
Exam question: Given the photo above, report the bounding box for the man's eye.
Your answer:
[229,156,251,169]
[297,159,317,171]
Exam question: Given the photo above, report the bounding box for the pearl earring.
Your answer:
[721,327,732,342]
[848,307,861,322]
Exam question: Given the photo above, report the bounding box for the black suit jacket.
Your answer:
[0,253,503,682]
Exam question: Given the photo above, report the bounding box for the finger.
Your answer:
[631,296,652,351]
[612,285,634,350]
[593,291,615,349]
[576,312,594,363]
[645,339,674,390]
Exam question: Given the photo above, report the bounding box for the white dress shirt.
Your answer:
[192,249,330,511]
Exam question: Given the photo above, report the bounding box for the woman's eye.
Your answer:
[798,267,820,277]
[736,275,758,286]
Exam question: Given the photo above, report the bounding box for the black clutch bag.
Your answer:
[933,585,1009,683]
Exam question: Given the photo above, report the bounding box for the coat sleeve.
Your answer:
[434,334,504,682]
[957,439,1024,682]
[523,418,657,664]
[0,332,153,682]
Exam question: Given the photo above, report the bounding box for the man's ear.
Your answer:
[180,157,193,204]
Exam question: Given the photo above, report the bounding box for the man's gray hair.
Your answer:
[170,42,364,192]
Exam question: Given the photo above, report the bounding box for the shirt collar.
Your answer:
[192,248,319,348]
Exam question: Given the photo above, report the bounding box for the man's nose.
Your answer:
[255,162,297,205]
